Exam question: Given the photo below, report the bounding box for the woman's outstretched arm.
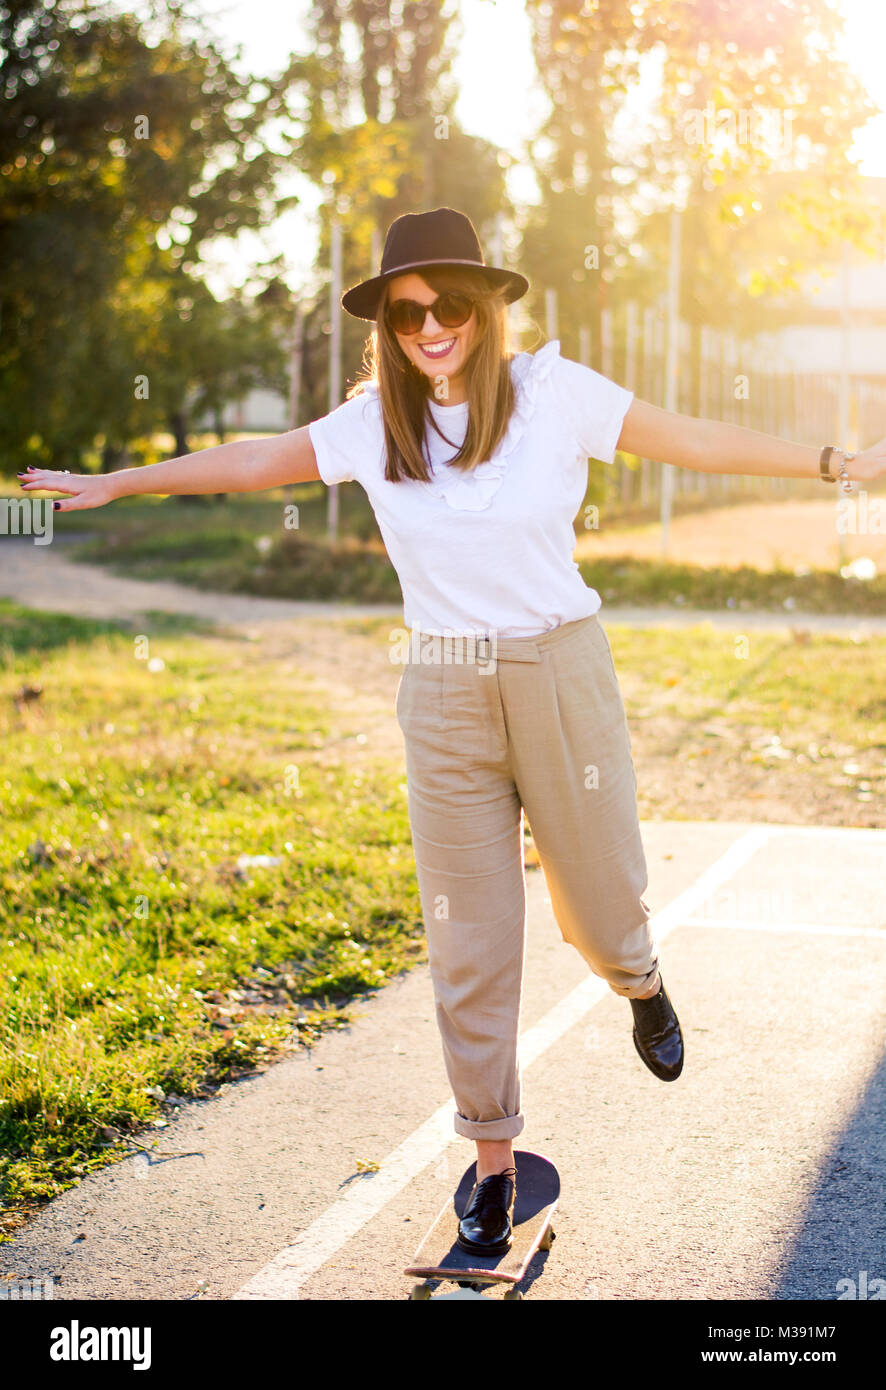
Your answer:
[17,425,321,511]
[616,398,886,484]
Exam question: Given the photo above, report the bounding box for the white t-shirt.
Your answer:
[307,340,633,637]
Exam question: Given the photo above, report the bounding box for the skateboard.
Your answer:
[405,1150,560,1300]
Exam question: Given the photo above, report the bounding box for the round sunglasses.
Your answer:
[384,291,476,336]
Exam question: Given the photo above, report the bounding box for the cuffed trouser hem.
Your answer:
[454,1111,525,1142]
[607,961,661,1000]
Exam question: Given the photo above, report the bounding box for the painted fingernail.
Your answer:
[53,501,60,510]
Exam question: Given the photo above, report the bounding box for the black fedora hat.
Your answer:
[341,207,529,321]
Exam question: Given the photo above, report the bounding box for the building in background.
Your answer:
[762,175,886,380]
[195,177,886,440]
[193,385,291,435]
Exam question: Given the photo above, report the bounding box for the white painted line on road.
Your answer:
[232,826,774,1300]
[760,825,886,844]
[519,826,775,1067]
[233,1104,456,1299]
[684,918,886,938]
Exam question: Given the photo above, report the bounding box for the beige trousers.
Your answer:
[395,612,659,1142]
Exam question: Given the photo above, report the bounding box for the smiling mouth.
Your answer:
[418,338,456,360]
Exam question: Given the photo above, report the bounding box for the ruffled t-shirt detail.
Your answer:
[307,341,634,637]
[419,339,562,512]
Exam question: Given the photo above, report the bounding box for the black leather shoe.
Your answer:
[456,1167,517,1255]
[630,975,684,1081]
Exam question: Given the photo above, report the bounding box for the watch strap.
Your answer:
[819,444,837,482]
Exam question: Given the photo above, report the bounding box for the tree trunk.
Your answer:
[212,408,228,503]
[100,441,127,473]
[170,409,207,504]
[170,410,190,457]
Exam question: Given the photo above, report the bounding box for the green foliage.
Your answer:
[578,554,886,615]
[287,1,513,425]
[0,599,422,1229]
[3,0,880,493]
[521,0,878,376]
[0,0,296,470]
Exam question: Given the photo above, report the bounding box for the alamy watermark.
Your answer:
[681,102,794,155]
[0,497,54,544]
[1,1275,56,1298]
[49,1319,151,1369]
[389,624,499,673]
[835,1270,885,1299]
[836,490,886,535]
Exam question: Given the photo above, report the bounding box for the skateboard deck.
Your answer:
[405,1150,560,1299]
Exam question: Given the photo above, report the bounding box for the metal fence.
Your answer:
[528,294,886,511]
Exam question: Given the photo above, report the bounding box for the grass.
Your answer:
[607,620,886,827]
[25,479,884,614]
[7,454,885,612]
[579,554,886,615]
[0,599,421,1237]
[2,590,885,1239]
[342,612,886,826]
[61,488,403,603]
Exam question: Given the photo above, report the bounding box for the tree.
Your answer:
[279,0,512,419]
[521,0,877,386]
[0,0,297,468]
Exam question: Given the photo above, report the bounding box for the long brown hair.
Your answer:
[347,264,516,484]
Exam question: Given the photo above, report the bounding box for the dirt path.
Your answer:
[5,532,886,635]
[577,496,886,571]
[0,535,398,625]
[4,534,885,826]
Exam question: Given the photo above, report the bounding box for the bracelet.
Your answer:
[819,444,856,494]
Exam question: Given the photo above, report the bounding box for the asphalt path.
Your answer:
[4,819,884,1301]
[3,536,884,1301]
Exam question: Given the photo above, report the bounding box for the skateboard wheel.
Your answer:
[539,1226,556,1251]
[503,1288,523,1300]
[410,1282,432,1299]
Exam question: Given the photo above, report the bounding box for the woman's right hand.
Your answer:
[16,467,121,511]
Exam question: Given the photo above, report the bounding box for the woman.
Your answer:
[19,206,886,1258]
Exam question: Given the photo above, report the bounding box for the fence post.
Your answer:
[660,209,681,558]
[600,306,617,500]
[697,323,709,499]
[327,216,342,542]
[650,304,662,505]
[729,333,739,493]
[288,303,305,432]
[623,300,639,505]
[545,288,558,343]
[838,243,854,567]
[640,304,655,506]
[677,318,691,498]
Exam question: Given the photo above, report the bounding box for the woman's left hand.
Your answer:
[847,436,886,484]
